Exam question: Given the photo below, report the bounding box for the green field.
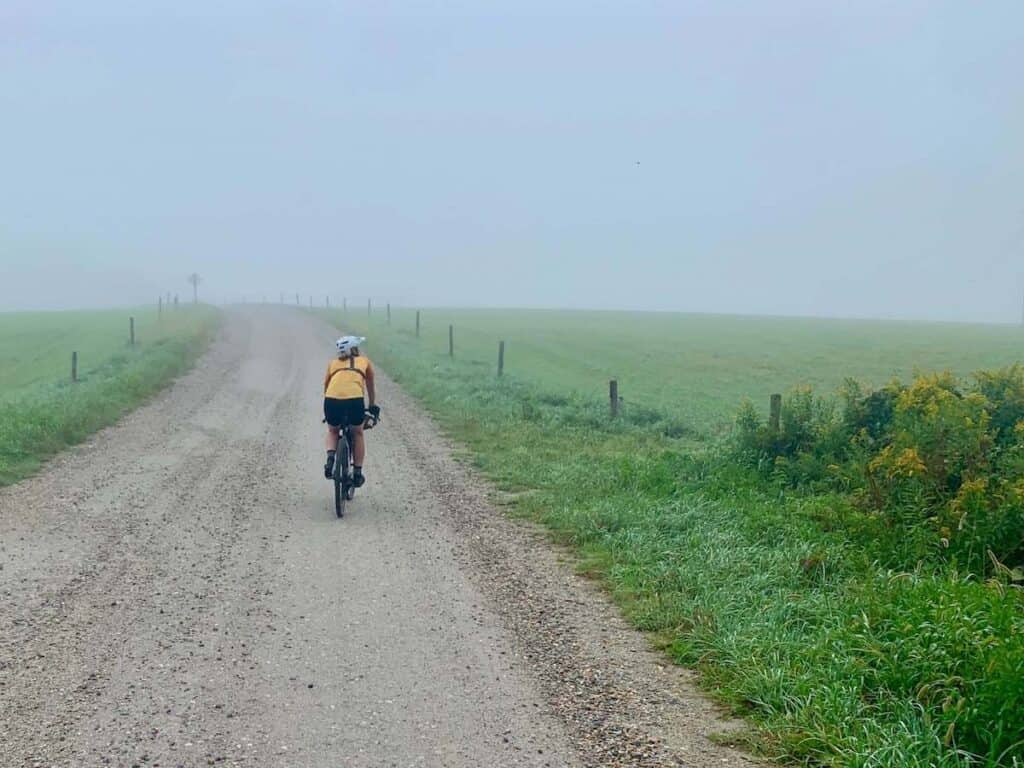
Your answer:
[318,306,1024,768]
[0,306,219,484]
[346,307,1024,434]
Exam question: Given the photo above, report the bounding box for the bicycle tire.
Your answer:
[345,428,358,502]
[334,473,343,517]
[334,434,348,518]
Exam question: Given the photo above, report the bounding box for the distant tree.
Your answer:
[187,273,201,304]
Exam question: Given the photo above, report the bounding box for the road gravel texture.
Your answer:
[0,308,759,768]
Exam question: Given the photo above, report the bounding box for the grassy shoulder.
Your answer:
[320,308,1023,768]
[0,306,219,485]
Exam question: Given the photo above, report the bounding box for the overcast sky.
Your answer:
[2,1,1022,321]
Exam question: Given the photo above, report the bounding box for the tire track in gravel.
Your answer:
[1,307,759,768]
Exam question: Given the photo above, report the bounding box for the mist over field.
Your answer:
[2,1,1023,321]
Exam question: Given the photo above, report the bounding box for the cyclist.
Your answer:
[323,335,380,485]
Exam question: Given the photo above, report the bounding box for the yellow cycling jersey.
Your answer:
[324,355,374,400]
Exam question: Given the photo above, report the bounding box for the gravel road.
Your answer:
[0,308,759,768]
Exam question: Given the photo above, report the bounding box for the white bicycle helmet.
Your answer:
[335,335,365,357]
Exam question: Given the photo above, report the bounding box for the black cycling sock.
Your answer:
[327,450,335,459]
[353,465,362,473]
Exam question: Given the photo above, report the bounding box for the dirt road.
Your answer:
[0,308,757,768]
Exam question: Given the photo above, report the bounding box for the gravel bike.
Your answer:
[330,411,379,518]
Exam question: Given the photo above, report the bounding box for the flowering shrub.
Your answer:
[735,367,1024,574]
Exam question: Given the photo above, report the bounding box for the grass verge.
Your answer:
[0,306,219,485]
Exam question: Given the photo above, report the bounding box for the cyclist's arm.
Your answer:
[365,362,376,407]
[323,363,332,395]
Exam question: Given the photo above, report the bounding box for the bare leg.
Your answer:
[326,425,340,451]
[351,425,366,466]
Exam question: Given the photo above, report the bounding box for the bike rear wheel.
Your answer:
[333,435,349,518]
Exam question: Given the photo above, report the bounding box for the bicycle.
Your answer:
[329,410,379,518]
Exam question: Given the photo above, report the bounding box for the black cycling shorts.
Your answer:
[324,397,365,427]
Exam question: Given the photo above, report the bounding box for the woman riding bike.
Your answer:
[323,335,380,485]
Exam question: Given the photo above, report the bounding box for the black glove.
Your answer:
[368,404,381,418]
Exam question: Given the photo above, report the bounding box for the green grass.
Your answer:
[317,306,1024,768]
[0,306,219,484]
[352,308,1024,436]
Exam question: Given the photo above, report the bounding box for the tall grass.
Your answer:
[318,308,1024,767]
[0,306,219,485]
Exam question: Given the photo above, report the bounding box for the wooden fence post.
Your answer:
[387,303,391,325]
[158,296,162,319]
[309,296,312,308]
[610,379,619,417]
[72,351,78,383]
[343,298,347,313]
[326,296,330,308]
[129,317,135,346]
[416,310,421,338]
[769,393,782,432]
[498,340,505,377]
[295,293,299,305]
[174,294,179,309]
[368,298,372,317]
[449,325,454,357]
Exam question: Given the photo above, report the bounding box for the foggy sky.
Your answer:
[2,1,1022,321]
